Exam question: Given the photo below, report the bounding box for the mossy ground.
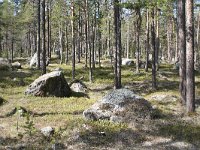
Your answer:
[1,58,200,149]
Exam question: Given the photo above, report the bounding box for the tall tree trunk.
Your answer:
[65,24,69,64]
[195,12,200,64]
[59,25,63,64]
[127,20,130,58]
[145,9,150,72]
[92,9,96,69]
[135,8,142,73]
[71,0,75,80]
[186,0,195,113]
[178,0,186,105]
[97,1,101,68]
[114,0,122,89]
[47,0,50,59]
[167,17,172,62]
[84,0,88,68]
[37,0,41,69]
[11,38,14,63]
[78,6,81,63]
[155,8,160,70]
[151,8,157,90]
[42,0,46,74]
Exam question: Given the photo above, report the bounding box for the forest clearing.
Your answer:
[0,59,200,149]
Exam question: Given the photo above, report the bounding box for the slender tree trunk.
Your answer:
[126,20,130,59]
[92,11,96,69]
[175,26,178,62]
[195,12,200,64]
[71,0,75,80]
[37,0,41,69]
[178,0,186,105]
[49,1,52,59]
[11,38,14,63]
[114,0,122,89]
[59,25,63,64]
[145,9,150,72]
[135,8,141,73]
[186,0,195,113]
[84,0,88,68]
[151,8,157,90]
[97,1,101,68]
[65,24,69,64]
[78,6,81,63]
[167,17,172,62]
[155,8,160,70]
[47,1,50,59]
[42,0,46,74]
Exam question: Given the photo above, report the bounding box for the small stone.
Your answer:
[70,80,87,93]
[122,58,134,66]
[12,61,22,69]
[41,126,54,137]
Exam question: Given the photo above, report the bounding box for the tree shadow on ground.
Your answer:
[78,128,144,148]
[149,119,200,147]
[71,91,89,98]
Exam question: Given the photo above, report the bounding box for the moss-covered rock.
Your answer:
[83,88,153,123]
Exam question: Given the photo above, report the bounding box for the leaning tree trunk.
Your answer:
[186,0,195,113]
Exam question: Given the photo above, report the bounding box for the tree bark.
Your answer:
[151,8,157,90]
[84,0,88,68]
[145,9,150,72]
[186,0,195,113]
[177,0,186,105]
[42,0,46,74]
[114,0,122,89]
[37,0,41,69]
[71,0,75,80]
[135,8,141,73]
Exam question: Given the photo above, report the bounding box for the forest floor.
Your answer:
[1,57,200,149]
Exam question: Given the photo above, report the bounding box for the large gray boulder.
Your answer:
[0,58,11,71]
[25,71,71,97]
[122,58,134,66]
[83,89,153,123]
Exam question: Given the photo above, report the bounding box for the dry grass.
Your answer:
[1,60,200,149]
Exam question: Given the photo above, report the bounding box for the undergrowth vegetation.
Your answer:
[1,59,200,149]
